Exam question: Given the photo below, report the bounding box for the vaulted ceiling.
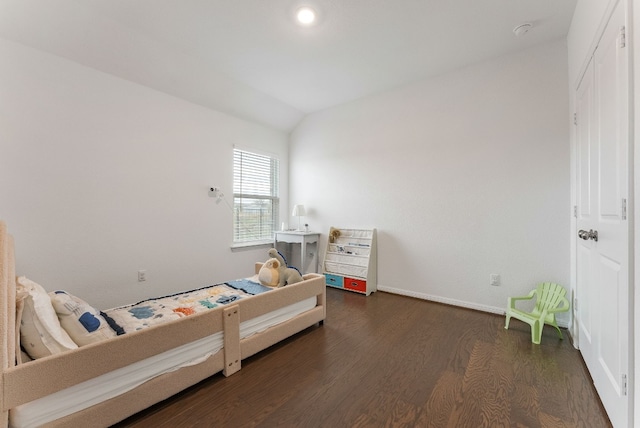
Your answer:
[0,0,577,131]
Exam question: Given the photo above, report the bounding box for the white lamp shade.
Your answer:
[292,204,306,216]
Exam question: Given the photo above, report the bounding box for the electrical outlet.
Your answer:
[490,274,500,286]
[138,270,147,282]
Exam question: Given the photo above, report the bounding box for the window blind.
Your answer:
[233,148,280,243]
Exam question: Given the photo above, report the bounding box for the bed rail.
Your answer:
[2,303,228,410]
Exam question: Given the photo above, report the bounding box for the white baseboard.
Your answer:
[376,284,569,329]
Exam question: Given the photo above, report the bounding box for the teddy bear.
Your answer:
[258,257,281,287]
[329,227,341,243]
[262,248,303,287]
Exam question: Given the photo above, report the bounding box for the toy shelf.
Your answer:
[322,227,377,295]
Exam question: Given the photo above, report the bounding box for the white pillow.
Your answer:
[49,291,116,346]
[16,277,78,359]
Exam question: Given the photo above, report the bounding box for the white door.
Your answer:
[575,3,630,427]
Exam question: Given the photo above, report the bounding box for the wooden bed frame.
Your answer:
[0,221,326,427]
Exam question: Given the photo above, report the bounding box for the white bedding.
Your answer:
[9,296,316,428]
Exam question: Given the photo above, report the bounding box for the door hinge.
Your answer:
[622,199,627,220]
[622,374,628,395]
[573,297,578,311]
[573,205,578,218]
[620,26,626,48]
[573,113,577,125]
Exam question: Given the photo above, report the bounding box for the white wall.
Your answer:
[290,40,570,317]
[0,38,289,309]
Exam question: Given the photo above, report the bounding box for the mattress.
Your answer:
[104,282,258,333]
[9,296,316,428]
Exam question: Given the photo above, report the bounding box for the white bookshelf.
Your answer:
[322,227,377,295]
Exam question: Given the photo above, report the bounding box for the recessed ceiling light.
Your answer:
[296,7,316,26]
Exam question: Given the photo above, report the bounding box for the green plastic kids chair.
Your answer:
[504,282,570,344]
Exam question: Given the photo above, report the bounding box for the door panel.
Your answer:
[577,244,593,343]
[597,254,620,381]
[597,17,624,221]
[576,54,595,371]
[575,2,629,427]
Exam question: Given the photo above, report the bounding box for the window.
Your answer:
[233,148,280,244]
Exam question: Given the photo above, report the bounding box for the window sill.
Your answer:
[230,240,274,251]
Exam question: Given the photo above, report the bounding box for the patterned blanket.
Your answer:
[105,278,272,333]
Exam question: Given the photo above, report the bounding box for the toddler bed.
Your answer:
[0,221,326,427]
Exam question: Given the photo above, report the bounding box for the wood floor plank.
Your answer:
[114,289,612,428]
[419,370,464,427]
[479,346,514,427]
[509,381,541,428]
[386,399,419,427]
[446,340,495,427]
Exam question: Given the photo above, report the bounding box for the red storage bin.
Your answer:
[344,277,367,293]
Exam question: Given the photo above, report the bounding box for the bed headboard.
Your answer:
[0,221,16,371]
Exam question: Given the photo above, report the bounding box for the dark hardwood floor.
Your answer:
[114,288,611,427]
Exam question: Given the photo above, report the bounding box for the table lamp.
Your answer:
[292,204,306,231]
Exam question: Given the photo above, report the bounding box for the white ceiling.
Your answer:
[0,0,577,131]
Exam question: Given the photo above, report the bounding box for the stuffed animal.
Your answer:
[267,248,303,287]
[258,258,281,287]
[329,227,341,243]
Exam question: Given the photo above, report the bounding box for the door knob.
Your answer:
[578,229,598,242]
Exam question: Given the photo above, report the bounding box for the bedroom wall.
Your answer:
[0,38,289,309]
[289,40,571,320]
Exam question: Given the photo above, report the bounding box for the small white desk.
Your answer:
[274,231,320,273]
